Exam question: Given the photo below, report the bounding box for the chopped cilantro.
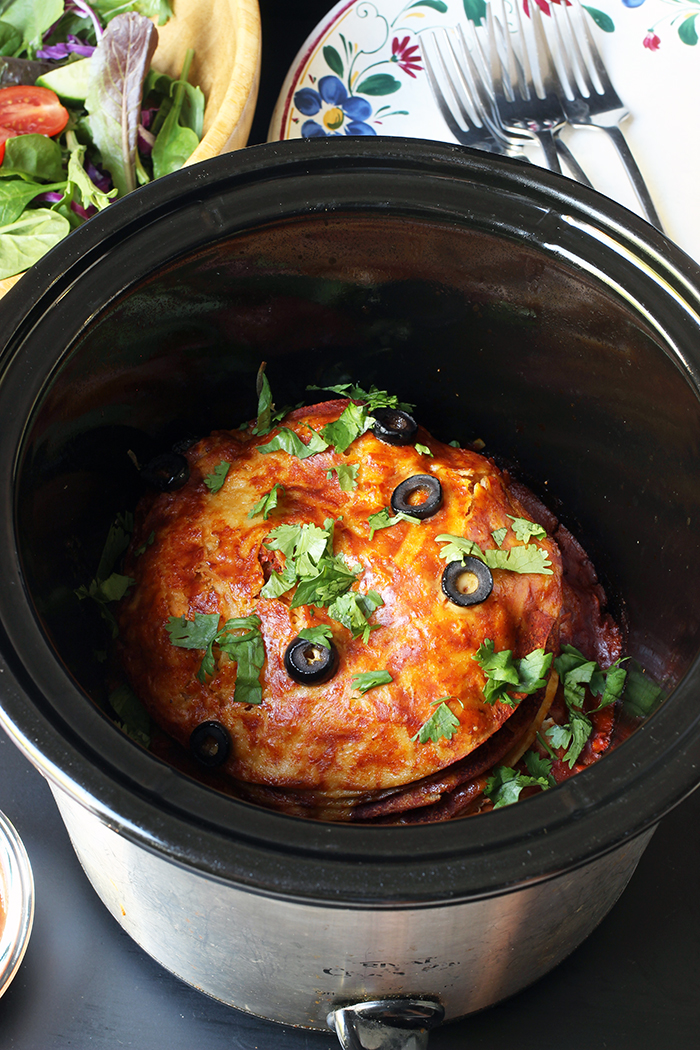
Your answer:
[622,661,665,719]
[96,511,133,582]
[415,443,433,456]
[248,483,284,520]
[367,506,422,539]
[473,639,552,707]
[165,611,220,650]
[548,645,628,768]
[204,461,230,493]
[253,369,273,436]
[328,589,384,642]
[257,427,329,460]
[327,463,359,491]
[75,511,135,637]
[436,533,553,575]
[545,711,593,769]
[298,625,333,649]
[491,526,508,548]
[109,683,151,748]
[507,515,547,542]
[484,764,552,808]
[307,381,415,413]
[351,669,394,695]
[166,613,265,703]
[135,530,155,556]
[523,749,556,785]
[321,401,373,453]
[260,519,383,640]
[412,698,461,744]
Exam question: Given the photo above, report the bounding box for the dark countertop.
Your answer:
[2,2,700,1047]
[2,730,700,1049]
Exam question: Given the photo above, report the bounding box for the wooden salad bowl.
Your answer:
[0,0,261,298]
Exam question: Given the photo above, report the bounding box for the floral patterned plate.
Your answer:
[268,0,700,263]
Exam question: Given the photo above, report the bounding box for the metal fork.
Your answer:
[485,0,565,174]
[549,0,664,230]
[462,18,592,186]
[421,29,523,155]
[422,28,531,157]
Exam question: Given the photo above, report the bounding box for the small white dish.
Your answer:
[268,0,700,263]
[0,809,34,999]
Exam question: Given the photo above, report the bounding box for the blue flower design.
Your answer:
[294,75,376,137]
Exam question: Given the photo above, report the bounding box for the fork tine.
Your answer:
[422,30,500,152]
[457,22,534,149]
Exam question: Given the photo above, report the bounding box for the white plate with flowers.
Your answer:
[268,0,700,264]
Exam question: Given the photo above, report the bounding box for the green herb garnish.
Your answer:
[257,427,329,460]
[260,519,383,641]
[166,612,265,703]
[109,683,151,748]
[248,483,284,520]
[203,461,230,493]
[327,463,359,491]
[75,511,135,636]
[412,697,462,744]
[367,506,422,539]
[484,763,552,808]
[297,625,334,649]
[473,639,552,707]
[491,526,508,548]
[307,381,415,413]
[253,368,273,436]
[507,515,547,542]
[415,443,433,456]
[436,533,553,575]
[135,530,155,556]
[548,645,628,767]
[321,401,373,453]
[351,669,394,695]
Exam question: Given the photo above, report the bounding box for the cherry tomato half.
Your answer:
[0,85,69,140]
[0,126,17,166]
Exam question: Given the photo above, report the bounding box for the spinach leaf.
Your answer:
[0,20,21,56]
[86,11,158,195]
[0,0,63,54]
[0,133,64,181]
[0,207,70,278]
[151,49,200,180]
[92,0,173,26]
[0,176,66,225]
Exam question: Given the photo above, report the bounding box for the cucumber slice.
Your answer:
[36,57,91,104]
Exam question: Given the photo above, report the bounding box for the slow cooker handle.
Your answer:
[328,998,445,1049]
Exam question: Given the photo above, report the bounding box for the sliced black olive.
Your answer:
[442,557,494,607]
[190,720,231,767]
[140,452,189,491]
[171,434,200,454]
[391,474,443,520]
[284,636,339,685]
[372,407,418,446]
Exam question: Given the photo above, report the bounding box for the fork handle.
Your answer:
[601,125,665,232]
[555,137,593,189]
[533,130,563,175]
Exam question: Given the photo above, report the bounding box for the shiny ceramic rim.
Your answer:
[0,809,34,999]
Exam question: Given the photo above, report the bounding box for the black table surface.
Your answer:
[2,2,700,1047]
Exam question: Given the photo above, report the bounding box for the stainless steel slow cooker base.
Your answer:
[53,784,653,1029]
[2,138,700,1046]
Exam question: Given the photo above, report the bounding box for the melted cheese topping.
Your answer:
[118,401,563,798]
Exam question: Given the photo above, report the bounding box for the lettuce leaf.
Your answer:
[85,12,158,196]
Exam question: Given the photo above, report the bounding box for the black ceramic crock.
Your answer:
[0,138,699,1037]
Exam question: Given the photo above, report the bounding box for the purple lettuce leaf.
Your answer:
[85,12,158,196]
